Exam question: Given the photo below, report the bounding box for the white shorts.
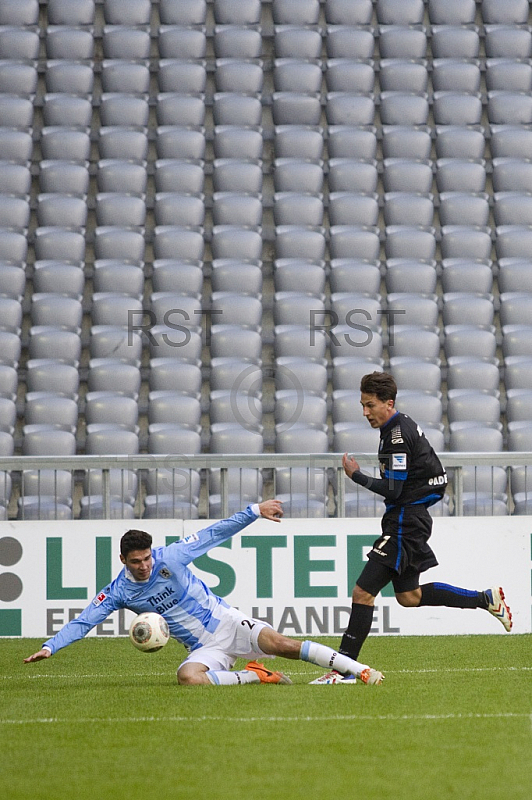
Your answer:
[178,606,274,673]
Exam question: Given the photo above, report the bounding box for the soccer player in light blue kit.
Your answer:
[24,500,384,686]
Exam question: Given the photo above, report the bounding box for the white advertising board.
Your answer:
[0,516,530,639]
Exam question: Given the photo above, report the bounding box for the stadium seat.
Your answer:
[0,0,39,25]
[378,27,427,59]
[275,27,322,59]
[159,0,207,25]
[447,357,500,393]
[214,26,261,59]
[274,260,326,294]
[328,127,377,160]
[33,262,84,298]
[430,26,480,59]
[444,325,497,360]
[214,127,263,160]
[385,260,437,295]
[330,260,381,295]
[100,95,149,127]
[47,0,95,24]
[152,260,204,295]
[435,127,485,160]
[158,26,207,59]
[382,126,431,159]
[102,26,151,59]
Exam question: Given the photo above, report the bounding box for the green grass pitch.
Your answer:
[2,634,531,800]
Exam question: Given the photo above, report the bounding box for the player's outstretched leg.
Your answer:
[205,663,292,685]
[300,640,384,686]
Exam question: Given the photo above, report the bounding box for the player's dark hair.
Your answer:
[120,529,153,558]
[360,371,397,403]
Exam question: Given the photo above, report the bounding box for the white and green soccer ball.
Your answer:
[129,612,170,653]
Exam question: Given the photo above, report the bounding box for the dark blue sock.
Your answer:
[339,603,374,660]
[419,582,486,609]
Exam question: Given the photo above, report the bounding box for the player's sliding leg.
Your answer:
[301,640,384,685]
[206,662,292,685]
[418,583,512,631]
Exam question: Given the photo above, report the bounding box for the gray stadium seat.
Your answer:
[496,226,532,260]
[102,27,150,60]
[328,323,384,361]
[447,389,501,426]
[100,94,149,127]
[40,161,89,195]
[502,325,532,358]
[381,126,431,159]
[328,193,379,227]
[447,356,499,393]
[273,92,322,126]
[395,390,443,426]
[275,59,322,93]
[155,161,204,194]
[433,91,482,126]
[382,159,433,193]
[157,93,206,126]
[97,161,147,195]
[98,128,148,161]
[328,127,377,160]
[45,62,94,95]
[40,128,91,162]
[498,259,532,293]
[0,363,17,400]
[379,92,429,126]
[87,360,141,398]
[212,260,261,294]
[26,360,79,398]
[330,260,381,295]
[149,358,202,395]
[274,260,326,295]
[213,193,262,227]
[158,26,207,59]
[37,194,87,230]
[48,0,95,24]
[158,60,206,94]
[0,27,39,60]
[90,326,142,364]
[149,391,201,428]
[326,60,375,93]
[481,0,528,23]
[85,423,139,455]
[0,62,37,96]
[444,325,497,360]
[275,356,328,395]
[387,293,438,328]
[448,422,503,452]
[147,325,202,362]
[213,159,262,194]
[274,193,324,227]
[275,26,322,59]
[274,158,324,193]
[152,260,203,295]
[210,422,264,454]
[389,357,442,393]
[378,26,427,59]
[0,130,32,163]
[215,26,262,59]
[388,326,440,360]
[214,126,263,160]
[153,226,204,261]
[0,0,38,25]
[211,226,262,261]
[439,193,490,227]
[92,293,143,328]
[506,389,532,423]
[494,193,532,227]
[28,327,81,365]
[490,126,532,159]
[432,59,481,92]
[484,25,532,59]
[216,60,263,93]
[488,91,532,125]
[25,392,77,433]
[94,227,145,262]
[85,392,139,430]
[22,424,76,456]
[385,260,437,294]
[385,227,436,261]
[159,0,207,25]
[329,227,380,261]
[33,262,84,297]
[103,0,150,25]
[274,325,328,360]
[383,193,434,227]
[435,127,485,160]
[0,96,33,129]
[0,229,27,262]
[154,193,205,227]
[273,226,324,261]
[442,293,494,327]
[486,59,532,92]
[46,27,94,59]
[210,327,262,361]
[500,292,532,327]
[31,294,82,332]
[440,226,492,261]
[431,26,480,59]
[0,264,25,300]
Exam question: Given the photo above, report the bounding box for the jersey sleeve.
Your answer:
[42,587,121,655]
[164,504,259,565]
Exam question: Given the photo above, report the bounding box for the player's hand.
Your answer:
[258,499,284,522]
[23,649,52,663]
[342,452,360,478]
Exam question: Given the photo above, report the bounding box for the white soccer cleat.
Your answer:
[485,586,512,632]
[359,668,384,686]
[309,670,357,685]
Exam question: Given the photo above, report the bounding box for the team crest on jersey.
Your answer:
[159,567,172,579]
[93,591,106,606]
[181,532,199,544]
[392,453,407,470]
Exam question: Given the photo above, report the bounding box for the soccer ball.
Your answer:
[129,612,170,653]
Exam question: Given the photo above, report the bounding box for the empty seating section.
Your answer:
[1,1,532,517]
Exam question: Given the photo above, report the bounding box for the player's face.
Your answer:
[360,392,395,428]
[121,548,153,581]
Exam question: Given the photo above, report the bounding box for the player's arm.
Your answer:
[169,499,284,563]
[343,452,405,502]
[23,590,120,663]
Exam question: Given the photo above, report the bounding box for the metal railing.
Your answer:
[1,452,531,520]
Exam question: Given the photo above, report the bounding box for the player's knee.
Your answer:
[395,589,421,607]
[177,668,208,686]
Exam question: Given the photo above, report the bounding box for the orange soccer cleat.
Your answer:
[245,660,293,684]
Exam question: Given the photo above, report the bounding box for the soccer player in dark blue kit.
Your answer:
[312,371,512,684]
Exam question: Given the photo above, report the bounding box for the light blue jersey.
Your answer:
[43,505,260,655]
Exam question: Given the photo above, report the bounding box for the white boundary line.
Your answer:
[4,666,532,680]
[0,712,529,725]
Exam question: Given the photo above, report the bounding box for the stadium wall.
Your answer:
[1,517,530,638]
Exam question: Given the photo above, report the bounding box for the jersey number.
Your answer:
[241,619,256,630]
